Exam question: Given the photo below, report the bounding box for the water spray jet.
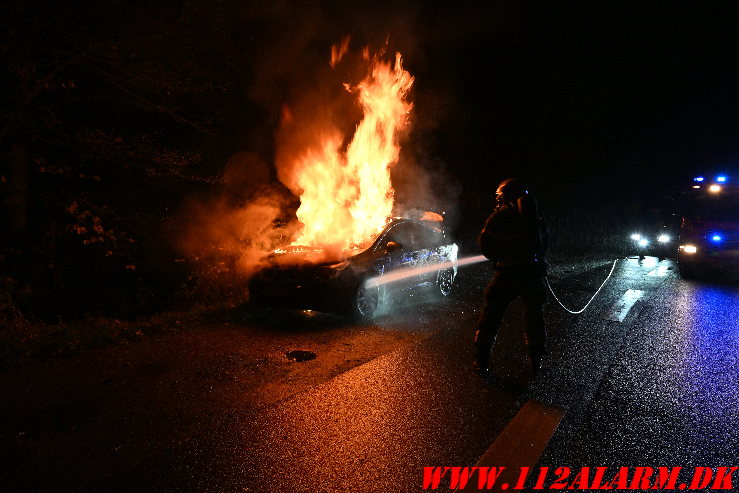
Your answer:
[365,254,488,287]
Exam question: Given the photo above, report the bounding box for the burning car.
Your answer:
[244,45,459,315]
[248,216,458,318]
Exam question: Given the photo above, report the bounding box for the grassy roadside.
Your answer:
[0,303,251,370]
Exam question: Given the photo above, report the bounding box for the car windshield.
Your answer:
[679,190,739,221]
[372,220,444,253]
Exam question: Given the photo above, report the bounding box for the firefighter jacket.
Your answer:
[478,194,549,271]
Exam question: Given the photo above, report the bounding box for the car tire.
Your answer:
[353,277,382,319]
[437,266,455,297]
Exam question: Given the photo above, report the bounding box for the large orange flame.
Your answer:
[287,47,414,256]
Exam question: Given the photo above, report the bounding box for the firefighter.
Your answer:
[473,178,549,381]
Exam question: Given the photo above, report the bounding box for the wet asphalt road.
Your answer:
[2,255,738,492]
[561,261,739,467]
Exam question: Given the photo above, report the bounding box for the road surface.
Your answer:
[1,255,737,492]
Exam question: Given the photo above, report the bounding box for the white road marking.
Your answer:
[647,265,670,277]
[601,289,645,322]
[458,399,566,492]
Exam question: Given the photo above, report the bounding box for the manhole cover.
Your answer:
[286,350,316,362]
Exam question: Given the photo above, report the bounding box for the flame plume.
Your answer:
[285,47,414,256]
[330,36,351,68]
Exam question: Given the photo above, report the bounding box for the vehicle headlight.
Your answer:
[630,233,641,241]
[657,234,670,243]
[680,245,698,254]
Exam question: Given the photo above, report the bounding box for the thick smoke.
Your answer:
[180,152,299,278]
[392,149,462,233]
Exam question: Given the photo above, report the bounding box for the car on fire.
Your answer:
[248,215,458,318]
[676,174,739,279]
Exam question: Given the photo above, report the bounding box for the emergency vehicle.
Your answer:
[676,174,739,278]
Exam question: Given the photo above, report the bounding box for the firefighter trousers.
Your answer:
[474,266,547,371]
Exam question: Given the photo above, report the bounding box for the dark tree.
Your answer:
[0,0,281,321]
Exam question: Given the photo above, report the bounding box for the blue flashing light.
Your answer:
[694,176,704,182]
[711,235,723,242]
[716,175,727,183]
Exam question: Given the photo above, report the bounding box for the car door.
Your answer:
[374,222,421,289]
[408,222,446,284]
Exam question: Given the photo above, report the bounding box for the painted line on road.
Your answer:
[647,265,670,277]
[458,399,566,492]
[600,289,644,322]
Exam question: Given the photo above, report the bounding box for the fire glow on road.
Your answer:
[365,254,488,287]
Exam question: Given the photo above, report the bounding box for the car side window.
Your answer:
[413,223,441,249]
[382,223,417,251]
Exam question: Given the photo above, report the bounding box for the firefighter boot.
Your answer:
[524,329,545,376]
[471,354,490,379]
[472,335,495,382]
[526,343,544,377]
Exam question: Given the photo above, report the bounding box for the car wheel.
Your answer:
[437,267,455,297]
[354,278,382,318]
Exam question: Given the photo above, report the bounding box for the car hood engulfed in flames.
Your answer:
[248,216,458,318]
[245,43,459,317]
[269,245,354,267]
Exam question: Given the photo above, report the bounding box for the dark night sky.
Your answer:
[413,2,739,197]
[239,1,739,217]
[9,0,739,203]
[6,0,739,239]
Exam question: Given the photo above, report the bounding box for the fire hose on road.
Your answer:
[366,254,619,315]
[545,259,619,314]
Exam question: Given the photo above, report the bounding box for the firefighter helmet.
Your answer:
[496,178,527,204]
